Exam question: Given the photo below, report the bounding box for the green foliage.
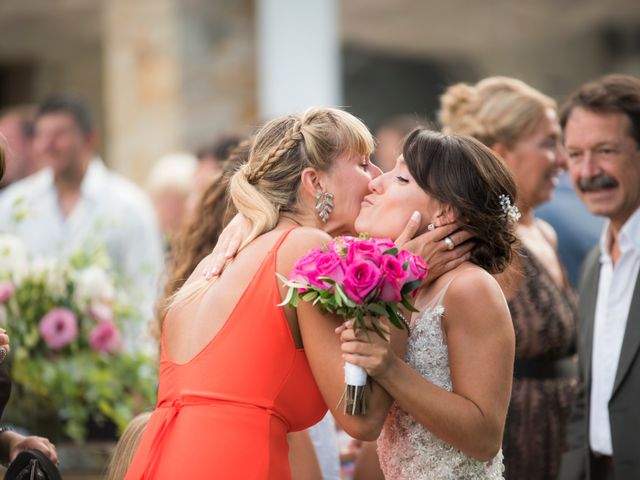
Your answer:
[1,243,157,443]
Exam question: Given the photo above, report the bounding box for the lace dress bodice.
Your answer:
[377,301,504,479]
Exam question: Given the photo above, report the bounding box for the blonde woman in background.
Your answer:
[439,76,578,480]
[146,152,197,252]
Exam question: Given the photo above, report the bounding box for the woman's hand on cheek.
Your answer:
[397,214,475,285]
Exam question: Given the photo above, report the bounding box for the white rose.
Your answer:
[45,263,69,299]
[0,235,28,282]
[74,266,115,307]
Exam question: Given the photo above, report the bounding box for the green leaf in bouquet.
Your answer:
[334,284,356,308]
[370,317,389,341]
[334,289,343,307]
[401,280,422,295]
[401,295,419,313]
[277,285,295,307]
[301,291,318,302]
[385,303,404,330]
[355,310,364,331]
[290,288,300,308]
[382,248,399,256]
[275,273,307,290]
[366,303,387,318]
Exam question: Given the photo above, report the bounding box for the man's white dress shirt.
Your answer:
[0,159,164,352]
[589,207,640,455]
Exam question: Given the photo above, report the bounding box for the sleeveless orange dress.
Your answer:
[125,228,328,479]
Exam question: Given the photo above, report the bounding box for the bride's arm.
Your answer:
[341,269,514,461]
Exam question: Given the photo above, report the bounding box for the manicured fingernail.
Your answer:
[411,211,421,222]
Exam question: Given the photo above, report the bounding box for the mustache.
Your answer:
[578,175,618,192]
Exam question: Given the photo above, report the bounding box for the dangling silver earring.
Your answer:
[315,191,334,223]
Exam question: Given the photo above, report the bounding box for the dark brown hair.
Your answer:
[560,74,640,146]
[196,133,244,163]
[403,129,518,274]
[152,140,250,340]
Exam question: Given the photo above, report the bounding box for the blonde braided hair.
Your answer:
[246,119,304,184]
[171,107,374,306]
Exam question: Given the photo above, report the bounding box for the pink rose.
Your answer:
[89,321,122,354]
[379,255,409,302]
[398,250,430,285]
[0,282,15,304]
[39,308,78,350]
[289,248,324,287]
[327,236,356,257]
[343,261,382,304]
[313,250,346,287]
[374,238,396,252]
[346,239,383,267]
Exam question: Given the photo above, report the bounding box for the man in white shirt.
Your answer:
[0,95,164,352]
[560,75,640,480]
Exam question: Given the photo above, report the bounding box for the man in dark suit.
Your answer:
[559,74,640,480]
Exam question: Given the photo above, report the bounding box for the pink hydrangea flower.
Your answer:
[89,321,122,354]
[39,308,78,350]
[0,282,15,304]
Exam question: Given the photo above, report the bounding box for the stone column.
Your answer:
[103,0,256,185]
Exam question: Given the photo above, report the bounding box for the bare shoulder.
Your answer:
[443,266,511,332]
[277,227,333,271]
[283,227,332,254]
[535,218,558,248]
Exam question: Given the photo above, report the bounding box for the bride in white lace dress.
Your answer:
[341,129,517,479]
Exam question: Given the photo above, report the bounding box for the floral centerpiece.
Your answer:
[278,235,428,415]
[0,235,156,443]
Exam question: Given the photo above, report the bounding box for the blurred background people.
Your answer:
[146,152,197,253]
[373,115,425,172]
[0,106,38,189]
[187,133,243,212]
[0,94,163,352]
[439,76,578,480]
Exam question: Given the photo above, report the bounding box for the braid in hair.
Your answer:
[246,120,304,184]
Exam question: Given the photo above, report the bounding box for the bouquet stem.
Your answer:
[343,362,367,416]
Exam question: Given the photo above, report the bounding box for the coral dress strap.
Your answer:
[271,226,298,254]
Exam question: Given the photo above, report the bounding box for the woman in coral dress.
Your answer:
[125,108,399,479]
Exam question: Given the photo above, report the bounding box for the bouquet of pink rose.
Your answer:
[278,235,429,415]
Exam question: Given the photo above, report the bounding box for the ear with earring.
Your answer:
[315,191,334,223]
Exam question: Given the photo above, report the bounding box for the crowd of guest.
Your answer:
[0,72,638,479]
